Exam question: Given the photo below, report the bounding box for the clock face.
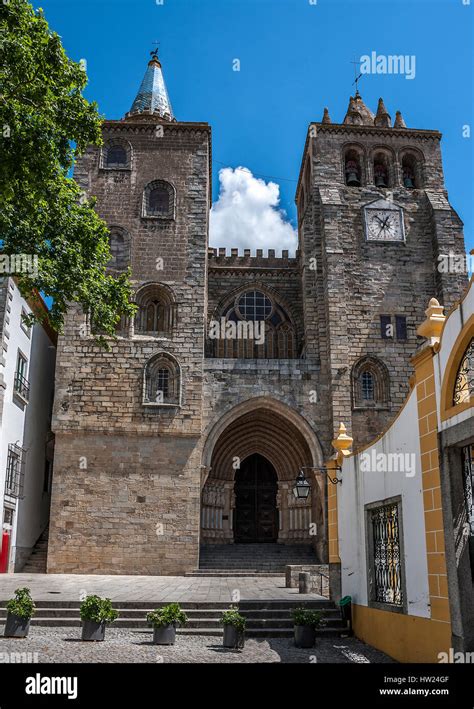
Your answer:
[365,208,404,242]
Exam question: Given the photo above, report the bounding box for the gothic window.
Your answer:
[352,356,390,409]
[209,288,298,359]
[143,353,181,406]
[101,139,131,169]
[237,290,272,321]
[453,338,474,406]
[372,151,393,188]
[135,284,176,336]
[108,228,130,271]
[143,180,175,219]
[361,371,375,401]
[344,148,363,187]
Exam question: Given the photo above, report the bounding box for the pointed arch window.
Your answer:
[361,371,375,401]
[135,284,176,336]
[143,353,181,406]
[453,338,474,406]
[209,288,298,359]
[352,356,390,409]
[143,180,175,219]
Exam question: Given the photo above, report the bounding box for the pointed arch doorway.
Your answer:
[234,454,278,543]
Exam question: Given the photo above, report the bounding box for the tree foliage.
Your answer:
[0,0,134,334]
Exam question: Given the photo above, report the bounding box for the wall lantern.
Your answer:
[293,470,311,499]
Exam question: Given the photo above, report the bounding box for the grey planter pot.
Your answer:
[81,620,106,642]
[4,612,31,638]
[223,625,245,649]
[294,625,316,648]
[153,624,176,645]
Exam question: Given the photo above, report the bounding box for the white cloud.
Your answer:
[209,167,297,255]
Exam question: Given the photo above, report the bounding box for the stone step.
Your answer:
[186,571,284,577]
[13,620,345,637]
[0,599,334,612]
[0,607,342,621]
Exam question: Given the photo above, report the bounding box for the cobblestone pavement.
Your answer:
[0,627,394,663]
[0,573,324,602]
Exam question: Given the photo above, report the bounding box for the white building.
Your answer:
[0,277,56,572]
[331,277,474,662]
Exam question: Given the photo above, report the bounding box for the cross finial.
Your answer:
[350,58,363,97]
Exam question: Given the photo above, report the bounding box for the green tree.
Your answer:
[0,0,135,335]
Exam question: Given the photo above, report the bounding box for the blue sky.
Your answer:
[39,0,473,254]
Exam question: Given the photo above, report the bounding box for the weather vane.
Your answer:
[150,41,160,61]
[350,58,363,97]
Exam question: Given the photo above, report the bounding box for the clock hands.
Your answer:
[374,214,392,236]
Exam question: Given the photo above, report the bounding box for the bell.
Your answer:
[374,165,388,188]
[345,160,360,187]
[346,170,360,187]
[403,174,415,188]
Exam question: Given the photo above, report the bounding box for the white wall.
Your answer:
[16,321,56,557]
[339,390,431,617]
[0,278,56,569]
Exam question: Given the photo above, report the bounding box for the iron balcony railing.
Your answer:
[14,371,30,402]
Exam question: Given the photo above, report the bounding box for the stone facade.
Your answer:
[47,63,467,575]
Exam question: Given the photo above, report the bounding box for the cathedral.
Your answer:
[47,52,467,576]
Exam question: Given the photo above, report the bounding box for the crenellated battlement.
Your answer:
[208,247,300,268]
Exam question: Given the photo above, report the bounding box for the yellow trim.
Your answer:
[326,459,340,563]
[352,604,452,663]
[440,313,474,422]
[436,274,474,352]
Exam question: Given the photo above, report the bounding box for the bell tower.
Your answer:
[296,93,467,449]
[48,51,212,575]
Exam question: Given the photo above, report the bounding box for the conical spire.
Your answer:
[343,94,375,126]
[393,110,407,128]
[128,51,174,121]
[322,107,331,124]
[374,97,391,128]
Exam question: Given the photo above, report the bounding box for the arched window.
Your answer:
[373,152,391,188]
[453,338,474,406]
[101,139,131,169]
[209,288,298,359]
[108,228,130,271]
[361,371,375,400]
[352,356,390,408]
[143,180,175,219]
[344,148,363,187]
[400,151,423,189]
[135,284,176,335]
[143,353,181,406]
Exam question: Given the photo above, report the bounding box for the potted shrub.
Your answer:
[80,595,118,641]
[146,603,188,645]
[220,606,246,649]
[4,587,36,638]
[292,607,325,648]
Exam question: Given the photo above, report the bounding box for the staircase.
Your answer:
[0,599,346,638]
[188,543,319,576]
[21,527,49,573]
